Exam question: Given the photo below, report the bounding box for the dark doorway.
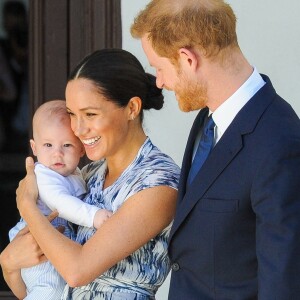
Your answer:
[0,0,121,295]
[0,0,29,294]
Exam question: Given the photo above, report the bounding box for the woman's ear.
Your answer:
[178,47,199,72]
[127,96,142,121]
[30,139,37,156]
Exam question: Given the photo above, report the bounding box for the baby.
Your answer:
[9,100,112,299]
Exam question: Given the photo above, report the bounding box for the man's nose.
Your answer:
[156,75,164,89]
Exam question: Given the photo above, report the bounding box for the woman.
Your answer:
[0,49,180,299]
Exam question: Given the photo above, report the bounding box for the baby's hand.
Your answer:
[93,209,113,229]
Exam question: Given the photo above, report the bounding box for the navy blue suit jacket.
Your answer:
[168,75,300,300]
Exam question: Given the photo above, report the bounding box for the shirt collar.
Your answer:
[211,67,265,142]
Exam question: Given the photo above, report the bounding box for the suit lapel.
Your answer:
[170,74,276,240]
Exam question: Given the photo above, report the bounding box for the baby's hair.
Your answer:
[32,100,68,138]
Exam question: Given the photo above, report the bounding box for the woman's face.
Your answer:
[65,78,131,162]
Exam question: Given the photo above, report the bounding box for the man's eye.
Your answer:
[86,113,96,117]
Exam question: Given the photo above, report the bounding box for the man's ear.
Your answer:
[178,47,199,72]
[30,139,37,156]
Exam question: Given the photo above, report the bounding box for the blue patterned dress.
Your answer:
[61,138,180,299]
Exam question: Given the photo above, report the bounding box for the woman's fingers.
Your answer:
[25,156,35,173]
[47,210,59,222]
[16,157,38,214]
[16,225,30,236]
[1,230,45,271]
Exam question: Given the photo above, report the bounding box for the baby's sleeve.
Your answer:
[35,164,99,228]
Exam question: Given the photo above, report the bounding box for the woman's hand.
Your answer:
[0,226,46,271]
[0,226,46,299]
[0,211,61,298]
[16,157,38,217]
[0,210,59,271]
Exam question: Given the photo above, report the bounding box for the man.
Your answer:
[131,0,300,299]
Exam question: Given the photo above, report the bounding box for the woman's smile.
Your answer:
[81,136,101,146]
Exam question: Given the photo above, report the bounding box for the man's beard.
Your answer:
[175,75,208,112]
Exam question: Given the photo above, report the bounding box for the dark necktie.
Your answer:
[187,115,215,185]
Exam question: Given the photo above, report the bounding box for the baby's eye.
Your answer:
[64,144,73,148]
[44,143,52,147]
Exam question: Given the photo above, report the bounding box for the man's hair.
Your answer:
[131,0,238,62]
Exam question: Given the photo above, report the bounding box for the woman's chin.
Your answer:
[85,147,103,161]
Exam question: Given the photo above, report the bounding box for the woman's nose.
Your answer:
[72,118,88,137]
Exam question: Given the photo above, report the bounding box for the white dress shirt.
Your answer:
[212,67,265,144]
[192,67,265,160]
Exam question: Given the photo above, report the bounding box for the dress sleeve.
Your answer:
[35,164,99,228]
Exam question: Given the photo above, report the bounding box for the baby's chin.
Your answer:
[50,164,72,177]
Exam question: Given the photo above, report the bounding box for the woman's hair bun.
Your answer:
[143,73,164,110]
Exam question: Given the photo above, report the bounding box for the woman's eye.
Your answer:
[67,111,75,117]
[86,112,96,117]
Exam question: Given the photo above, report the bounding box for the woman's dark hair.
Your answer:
[69,48,164,120]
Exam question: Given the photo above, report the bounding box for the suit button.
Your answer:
[171,262,180,271]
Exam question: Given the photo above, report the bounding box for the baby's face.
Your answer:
[31,118,85,176]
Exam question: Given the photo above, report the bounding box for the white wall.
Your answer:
[122,1,300,299]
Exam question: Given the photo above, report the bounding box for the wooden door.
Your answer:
[0,0,121,294]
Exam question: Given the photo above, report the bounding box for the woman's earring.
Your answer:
[131,115,135,121]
